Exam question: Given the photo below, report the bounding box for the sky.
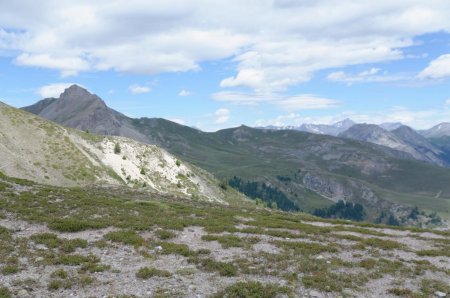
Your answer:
[1,1,450,131]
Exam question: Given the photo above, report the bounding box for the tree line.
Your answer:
[228,176,299,211]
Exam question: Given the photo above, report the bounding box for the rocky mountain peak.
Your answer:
[334,118,355,129]
[61,84,90,97]
[340,123,388,138]
[422,122,450,138]
[59,84,105,106]
[380,122,403,131]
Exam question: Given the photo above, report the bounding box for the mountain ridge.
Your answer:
[339,124,449,167]
[19,85,450,222]
[2,101,242,204]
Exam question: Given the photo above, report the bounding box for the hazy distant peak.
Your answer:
[379,122,404,131]
[392,124,414,134]
[421,122,450,138]
[333,118,355,128]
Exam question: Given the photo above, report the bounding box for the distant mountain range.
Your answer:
[339,124,450,167]
[259,116,450,168]
[260,118,450,138]
[18,85,450,222]
[259,118,356,136]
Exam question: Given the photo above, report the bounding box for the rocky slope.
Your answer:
[20,86,450,223]
[0,177,448,298]
[0,101,241,203]
[379,122,403,131]
[22,85,147,142]
[339,124,449,167]
[421,122,450,138]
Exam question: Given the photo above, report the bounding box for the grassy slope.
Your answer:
[0,102,107,185]
[0,173,448,297]
[0,103,245,204]
[132,121,450,216]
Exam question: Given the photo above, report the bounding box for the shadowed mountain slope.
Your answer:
[21,86,450,221]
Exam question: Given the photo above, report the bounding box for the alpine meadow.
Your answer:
[0,1,449,297]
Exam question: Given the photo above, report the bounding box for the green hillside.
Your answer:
[0,102,245,204]
[132,122,450,221]
[19,86,450,224]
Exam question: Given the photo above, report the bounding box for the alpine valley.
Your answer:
[18,85,450,225]
[0,85,449,298]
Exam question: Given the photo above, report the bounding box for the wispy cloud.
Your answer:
[327,68,407,85]
[418,54,450,80]
[214,108,230,124]
[212,91,338,111]
[178,89,191,96]
[129,84,151,94]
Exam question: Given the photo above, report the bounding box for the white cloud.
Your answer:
[255,113,304,127]
[446,99,450,105]
[129,84,151,94]
[327,68,407,85]
[212,91,273,105]
[276,95,339,111]
[418,54,450,80]
[178,89,191,96]
[221,39,408,92]
[214,108,230,124]
[16,53,90,77]
[37,83,77,98]
[212,91,338,111]
[1,1,450,91]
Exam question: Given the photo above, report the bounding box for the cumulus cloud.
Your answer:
[418,54,450,80]
[129,84,151,94]
[16,53,90,77]
[215,108,230,124]
[178,89,191,96]
[1,1,450,92]
[446,99,450,105]
[37,83,78,98]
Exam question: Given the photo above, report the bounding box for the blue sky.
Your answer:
[1,1,450,131]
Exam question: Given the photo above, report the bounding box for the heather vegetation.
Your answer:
[0,173,448,297]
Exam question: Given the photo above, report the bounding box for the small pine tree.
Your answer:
[387,215,400,226]
[408,206,419,220]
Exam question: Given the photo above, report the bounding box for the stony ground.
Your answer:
[0,177,449,298]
